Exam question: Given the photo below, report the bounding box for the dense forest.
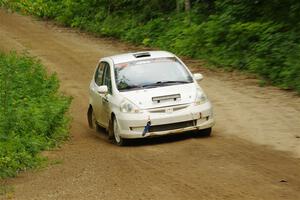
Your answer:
[3,0,300,93]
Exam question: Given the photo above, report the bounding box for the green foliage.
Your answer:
[0,52,71,178]
[4,0,300,93]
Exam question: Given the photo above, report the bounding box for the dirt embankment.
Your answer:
[0,9,300,200]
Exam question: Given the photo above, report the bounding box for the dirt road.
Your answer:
[1,9,300,200]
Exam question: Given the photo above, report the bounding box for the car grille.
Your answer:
[149,120,196,132]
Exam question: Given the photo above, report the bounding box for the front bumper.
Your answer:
[116,102,215,139]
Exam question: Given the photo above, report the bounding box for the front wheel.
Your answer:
[112,117,127,146]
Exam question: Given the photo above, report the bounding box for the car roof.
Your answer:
[105,51,175,64]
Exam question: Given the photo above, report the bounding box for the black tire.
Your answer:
[88,106,100,132]
[87,106,93,129]
[194,127,212,137]
[112,116,127,146]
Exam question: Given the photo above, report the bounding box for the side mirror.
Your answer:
[193,73,203,81]
[97,85,108,94]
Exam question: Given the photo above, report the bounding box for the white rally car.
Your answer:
[87,51,214,145]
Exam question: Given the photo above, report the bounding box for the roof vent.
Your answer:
[133,52,151,58]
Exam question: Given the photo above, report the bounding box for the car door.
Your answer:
[101,62,113,128]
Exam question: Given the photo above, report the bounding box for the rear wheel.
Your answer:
[112,117,126,146]
[91,110,97,128]
[90,108,100,132]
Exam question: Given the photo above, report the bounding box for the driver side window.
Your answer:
[94,63,105,86]
[103,63,112,94]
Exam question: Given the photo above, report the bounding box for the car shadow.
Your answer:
[125,131,210,147]
[90,126,211,147]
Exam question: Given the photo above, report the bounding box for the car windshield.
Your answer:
[114,57,193,91]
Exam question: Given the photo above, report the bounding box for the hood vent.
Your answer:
[152,94,181,103]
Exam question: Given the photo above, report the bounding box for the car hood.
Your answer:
[120,83,198,110]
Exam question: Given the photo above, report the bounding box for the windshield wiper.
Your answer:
[119,85,143,91]
[142,80,191,88]
[160,81,191,84]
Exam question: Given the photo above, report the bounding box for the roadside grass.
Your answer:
[0,51,72,179]
[0,181,14,198]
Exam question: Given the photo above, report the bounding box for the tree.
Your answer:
[176,0,181,12]
[185,0,191,12]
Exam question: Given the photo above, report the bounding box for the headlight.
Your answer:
[194,89,208,105]
[120,99,141,113]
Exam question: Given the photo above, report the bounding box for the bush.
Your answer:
[0,52,71,178]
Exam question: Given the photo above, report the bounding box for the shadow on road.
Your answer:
[90,125,213,147]
[124,131,211,147]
